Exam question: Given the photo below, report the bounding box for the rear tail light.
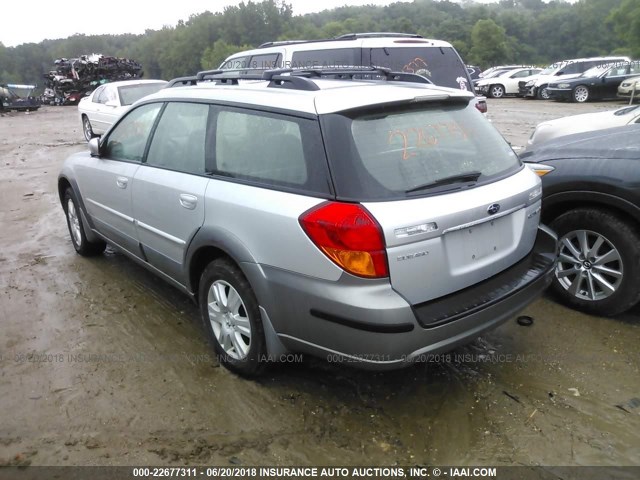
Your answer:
[299,202,389,278]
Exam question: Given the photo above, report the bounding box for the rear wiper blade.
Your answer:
[405,171,482,194]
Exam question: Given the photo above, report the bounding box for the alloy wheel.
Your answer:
[67,198,82,247]
[207,280,251,360]
[573,86,589,103]
[555,229,623,301]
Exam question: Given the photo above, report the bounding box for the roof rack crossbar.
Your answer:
[166,76,199,88]
[267,74,320,91]
[196,69,224,81]
[285,66,433,85]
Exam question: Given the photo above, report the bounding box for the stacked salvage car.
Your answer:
[42,54,143,106]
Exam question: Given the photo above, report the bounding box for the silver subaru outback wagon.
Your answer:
[58,68,558,376]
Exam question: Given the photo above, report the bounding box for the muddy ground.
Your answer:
[0,99,639,468]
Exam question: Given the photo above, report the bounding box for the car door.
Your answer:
[506,70,531,94]
[75,102,163,255]
[90,85,118,132]
[131,102,211,283]
[601,65,631,97]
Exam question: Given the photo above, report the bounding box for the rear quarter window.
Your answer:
[211,108,331,196]
[321,102,521,201]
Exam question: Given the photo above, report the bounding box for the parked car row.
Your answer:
[476,57,640,103]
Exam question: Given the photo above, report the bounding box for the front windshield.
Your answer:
[540,63,561,75]
[486,69,507,78]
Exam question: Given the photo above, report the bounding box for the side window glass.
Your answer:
[221,56,250,70]
[562,63,581,75]
[214,110,308,186]
[103,103,162,162]
[248,53,281,70]
[292,48,359,69]
[97,87,112,104]
[146,102,210,174]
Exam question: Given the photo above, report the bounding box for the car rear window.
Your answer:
[321,101,521,201]
[369,47,471,90]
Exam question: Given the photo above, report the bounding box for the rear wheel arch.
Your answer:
[188,246,235,301]
[58,177,72,204]
[542,192,640,227]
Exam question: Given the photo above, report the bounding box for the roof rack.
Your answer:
[258,40,310,48]
[258,32,424,49]
[165,66,433,92]
[334,32,423,40]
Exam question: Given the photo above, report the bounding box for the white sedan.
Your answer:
[527,104,640,147]
[78,79,167,141]
[475,67,541,98]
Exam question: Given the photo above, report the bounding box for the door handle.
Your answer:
[179,194,197,210]
[116,176,128,189]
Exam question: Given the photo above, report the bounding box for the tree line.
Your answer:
[0,0,638,86]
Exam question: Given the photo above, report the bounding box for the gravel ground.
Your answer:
[0,99,638,468]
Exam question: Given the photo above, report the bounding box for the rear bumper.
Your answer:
[244,225,558,370]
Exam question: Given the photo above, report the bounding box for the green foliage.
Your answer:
[469,19,513,66]
[201,41,254,70]
[608,0,640,57]
[0,0,635,85]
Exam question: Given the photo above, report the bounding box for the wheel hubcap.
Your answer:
[555,229,623,301]
[540,88,549,99]
[67,199,82,246]
[492,86,503,97]
[207,280,251,360]
[574,87,588,102]
[83,119,92,139]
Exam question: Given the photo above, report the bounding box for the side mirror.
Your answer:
[89,137,101,157]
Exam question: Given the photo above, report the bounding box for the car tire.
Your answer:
[82,115,95,142]
[199,258,267,376]
[489,84,505,98]
[536,85,550,100]
[63,187,106,256]
[572,85,590,103]
[549,208,640,316]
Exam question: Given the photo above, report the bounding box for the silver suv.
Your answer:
[59,68,558,376]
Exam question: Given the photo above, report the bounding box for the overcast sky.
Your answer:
[1,0,434,47]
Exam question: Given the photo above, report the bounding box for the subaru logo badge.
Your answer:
[487,203,501,215]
